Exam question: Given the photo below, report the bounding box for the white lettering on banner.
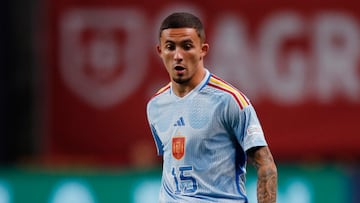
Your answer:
[210,11,360,104]
[258,12,307,104]
[313,13,360,103]
[59,8,360,107]
[60,9,147,108]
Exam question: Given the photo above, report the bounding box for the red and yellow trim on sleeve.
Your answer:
[208,74,250,109]
[153,82,171,97]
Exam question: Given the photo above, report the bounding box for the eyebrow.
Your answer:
[182,39,194,44]
[164,39,194,44]
[164,40,174,44]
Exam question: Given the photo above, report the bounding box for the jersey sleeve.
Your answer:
[146,101,164,156]
[227,98,268,152]
[241,105,268,151]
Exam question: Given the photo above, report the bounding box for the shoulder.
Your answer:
[206,74,250,110]
[148,82,171,100]
[147,82,171,109]
[146,82,173,123]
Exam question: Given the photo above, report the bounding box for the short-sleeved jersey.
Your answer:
[146,69,267,203]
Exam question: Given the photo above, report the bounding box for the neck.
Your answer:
[173,68,206,97]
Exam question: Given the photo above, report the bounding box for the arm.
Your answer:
[247,146,277,203]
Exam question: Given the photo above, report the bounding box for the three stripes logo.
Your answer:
[174,117,185,126]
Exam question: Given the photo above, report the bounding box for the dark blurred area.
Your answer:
[0,0,37,165]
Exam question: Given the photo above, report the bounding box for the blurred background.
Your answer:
[1,0,360,202]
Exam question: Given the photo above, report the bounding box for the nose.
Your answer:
[174,48,183,62]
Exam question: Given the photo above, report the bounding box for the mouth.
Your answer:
[174,65,185,71]
[174,65,186,74]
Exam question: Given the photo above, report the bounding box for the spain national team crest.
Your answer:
[172,137,185,160]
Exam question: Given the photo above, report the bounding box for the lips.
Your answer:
[174,65,186,75]
[174,65,185,71]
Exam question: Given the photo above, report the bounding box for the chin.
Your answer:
[173,77,190,84]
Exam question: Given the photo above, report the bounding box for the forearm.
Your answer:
[247,146,278,203]
[256,162,277,203]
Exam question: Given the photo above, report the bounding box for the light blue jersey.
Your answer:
[147,70,267,203]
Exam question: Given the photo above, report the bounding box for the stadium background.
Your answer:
[1,0,359,202]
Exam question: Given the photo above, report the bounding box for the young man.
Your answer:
[146,12,277,203]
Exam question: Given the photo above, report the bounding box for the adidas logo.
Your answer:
[174,117,185,126]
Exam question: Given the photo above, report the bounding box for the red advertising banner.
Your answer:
[42,0,360,166]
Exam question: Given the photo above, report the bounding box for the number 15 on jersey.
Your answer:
[171,166,198,194]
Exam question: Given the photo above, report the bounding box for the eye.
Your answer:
[165,43,175,51]
[183,43,193,51]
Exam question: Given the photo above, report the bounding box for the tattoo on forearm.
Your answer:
[257,168,277,203]
[249,147,277,203]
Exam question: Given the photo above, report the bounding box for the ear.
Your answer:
[156,45,162,56]
[200,43,209,59]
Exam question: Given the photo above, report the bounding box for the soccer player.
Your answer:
[146,12,277,203]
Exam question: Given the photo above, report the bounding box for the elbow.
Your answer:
[258,162,277,179]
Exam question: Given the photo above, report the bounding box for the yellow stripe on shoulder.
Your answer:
[209,76,249,108]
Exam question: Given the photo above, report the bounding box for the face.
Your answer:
[157,28,209,85]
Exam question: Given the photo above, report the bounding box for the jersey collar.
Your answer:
[170,69,211,98]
